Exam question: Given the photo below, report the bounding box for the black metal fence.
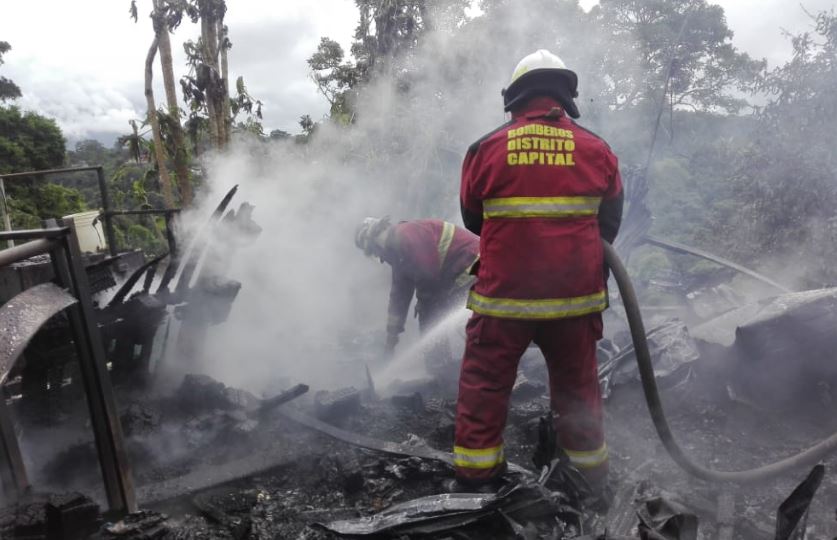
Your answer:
[0,222,136,513]
[0,166,179,256]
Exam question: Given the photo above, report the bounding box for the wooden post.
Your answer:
[0,178,14,248]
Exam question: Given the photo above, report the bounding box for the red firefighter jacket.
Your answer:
[460,96,623,319]
[382,220,479,337]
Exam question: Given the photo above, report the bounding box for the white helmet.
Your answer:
[354,216,391,257]
[503,49,579,117]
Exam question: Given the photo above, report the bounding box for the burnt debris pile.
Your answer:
[3,194,837,538]
[6,337,837,539]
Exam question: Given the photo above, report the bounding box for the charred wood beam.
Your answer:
[257,383,309,416]
[142,260,160,294]
[173,185,238,295]
[136,439,293,505]
[278,407,455,465]
[157,184,238,296]
[716,491,736,540]
[277,407,530,477]
[107,252,170,308]
[644,235,792,293]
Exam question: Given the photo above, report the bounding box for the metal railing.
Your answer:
[0,166,180,256]
[0,221,136,513]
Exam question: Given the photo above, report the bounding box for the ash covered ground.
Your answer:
[4,326,837,539]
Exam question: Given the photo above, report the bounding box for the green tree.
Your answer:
[180,0,231,149]
[308,38,359,121]
[178,0,263,149]
[721,8,837,286]
[589,0,764,113]
[0,41,22,102]
[143,34,176,208]
[131,1,177,208]
[69,139,110,166]
[154,0,193,205]
[0,106,88,228]
[0,106,65,173]
[308,0,468,122]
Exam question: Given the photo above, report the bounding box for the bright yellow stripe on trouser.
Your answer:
[467,290,607,319]
[453,444,505,469]
[564,444,608,469]
[483,196,601,218]
[437,221,456,270]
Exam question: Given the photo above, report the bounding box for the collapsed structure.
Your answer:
[0,162,836,539]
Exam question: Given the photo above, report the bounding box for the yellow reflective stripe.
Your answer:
[453,444,505,469]
[467,290,607,319]
[483,196,601,218]
[437,221,456,270]
[563,444,608,469]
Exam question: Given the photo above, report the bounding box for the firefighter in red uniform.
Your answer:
[355,217,480,357]
[454,50,623,499]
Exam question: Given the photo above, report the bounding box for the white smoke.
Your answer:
[162,2,649,395]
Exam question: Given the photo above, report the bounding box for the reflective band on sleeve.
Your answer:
[483,196,601,219]
[437,221,456,270]
[453,444,505,469]
[563,444,608,469]
[467,290,607,319]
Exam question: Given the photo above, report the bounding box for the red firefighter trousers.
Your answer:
[454,313,607,485]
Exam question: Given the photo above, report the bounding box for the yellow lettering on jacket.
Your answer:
[504,124,577,167]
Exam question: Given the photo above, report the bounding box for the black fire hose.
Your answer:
[603,241,837,483]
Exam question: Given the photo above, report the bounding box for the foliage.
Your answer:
[308,38,360,119]
[0,41,22,102]
[117,119,146,163]
[178,0,249,149]
[308,0,469,122]
[0,106,65,173]
[7,183,87,229]
[231,76,263,127]
[716,9,837,286]
[0,106,90,228]
[590,0,765,114]
[63,138,169,254]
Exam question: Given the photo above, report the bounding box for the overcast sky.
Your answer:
[1,0,833,145]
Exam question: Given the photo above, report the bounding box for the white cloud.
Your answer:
[1,0,357,142]
[1,0,832,142]
[717,0,834,66]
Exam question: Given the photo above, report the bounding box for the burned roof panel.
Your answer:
[0,282,77,383]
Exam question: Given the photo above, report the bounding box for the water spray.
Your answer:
[374,307,469,389]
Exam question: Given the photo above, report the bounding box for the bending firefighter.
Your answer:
[453,50,623,500]
[355,217,480,360]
